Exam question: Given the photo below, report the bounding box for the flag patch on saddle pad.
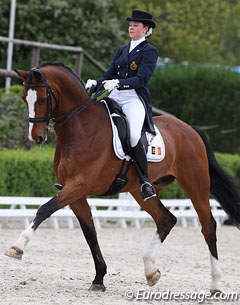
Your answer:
[145,128,165,162]
[152,146,162,155]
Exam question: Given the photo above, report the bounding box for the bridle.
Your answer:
[24,82,54,127]
[23,68,93,131]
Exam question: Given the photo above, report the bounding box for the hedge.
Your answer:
[0,146,57,197]
[150,64,240,153]
[0,146,239,199]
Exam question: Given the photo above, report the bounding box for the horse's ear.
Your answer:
[31,69,45,82]
[14,69,28,80]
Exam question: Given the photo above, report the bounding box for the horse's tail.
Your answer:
[192,126,240,229]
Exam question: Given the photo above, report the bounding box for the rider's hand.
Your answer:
[102,79,120,92]
[85,79,97,90]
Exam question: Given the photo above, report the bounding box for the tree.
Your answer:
[113,0,240,65]
[2,0,240,76]
[0,0,126,75]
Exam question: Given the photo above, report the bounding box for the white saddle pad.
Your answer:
[101,100,165,162]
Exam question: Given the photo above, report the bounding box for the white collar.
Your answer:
[129,37,146,52]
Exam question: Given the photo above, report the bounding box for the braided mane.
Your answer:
[37,61,85,86]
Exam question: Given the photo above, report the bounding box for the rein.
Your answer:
[53,98,93,129]
[23,81,93,131]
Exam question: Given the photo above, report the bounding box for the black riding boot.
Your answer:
[54,183,63,190]
[131,140,156,201]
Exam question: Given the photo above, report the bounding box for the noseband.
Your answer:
[23,68,93,131]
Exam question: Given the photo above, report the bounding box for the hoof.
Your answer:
[146,269,161,286]
[210,289,223,297]
[88,284,106,292]
[4,246,23,260]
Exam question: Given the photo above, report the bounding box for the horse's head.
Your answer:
[15,67,57,144]
[16,62,91,145]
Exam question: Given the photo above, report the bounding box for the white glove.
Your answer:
[102,79,120,92]
[85,79,97,90]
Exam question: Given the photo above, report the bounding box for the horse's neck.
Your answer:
[48,69,88,115]
[58,88,89,113]
[55,100,110,142]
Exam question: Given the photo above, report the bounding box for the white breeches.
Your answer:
[109,89,145,147]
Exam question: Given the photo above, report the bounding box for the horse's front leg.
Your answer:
[70,199,107,292]
[5,196,63,260]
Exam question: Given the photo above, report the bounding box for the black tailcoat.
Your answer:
[96,40,158,134]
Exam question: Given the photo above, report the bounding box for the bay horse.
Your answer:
[6,61,240,293]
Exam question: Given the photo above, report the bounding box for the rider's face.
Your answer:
[128,22,148,41]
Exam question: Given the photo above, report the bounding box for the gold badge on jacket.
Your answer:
[130,61,138,70]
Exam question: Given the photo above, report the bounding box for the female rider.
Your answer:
[86,10,158,201]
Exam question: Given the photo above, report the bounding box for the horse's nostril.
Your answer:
[36,136,44,144]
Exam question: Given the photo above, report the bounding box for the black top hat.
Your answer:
[126,10,156,29]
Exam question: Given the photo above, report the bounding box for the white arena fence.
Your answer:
[0,193,228,229]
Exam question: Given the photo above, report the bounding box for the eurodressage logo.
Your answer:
[124,289,239,303]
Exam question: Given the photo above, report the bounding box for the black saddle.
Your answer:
[99,97,149,196]
[104,97,148,154]
[104,97,132,155]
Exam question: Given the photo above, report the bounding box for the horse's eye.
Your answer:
[38,97,46,105]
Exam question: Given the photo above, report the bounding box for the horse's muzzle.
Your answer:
[36,136,45,144]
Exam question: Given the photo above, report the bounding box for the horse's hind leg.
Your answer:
[70,199,107,292]
[177,167,222,293]
[131,191,177,286]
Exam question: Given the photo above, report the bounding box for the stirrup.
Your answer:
[140,182,156,201]
[54,183,63,190]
